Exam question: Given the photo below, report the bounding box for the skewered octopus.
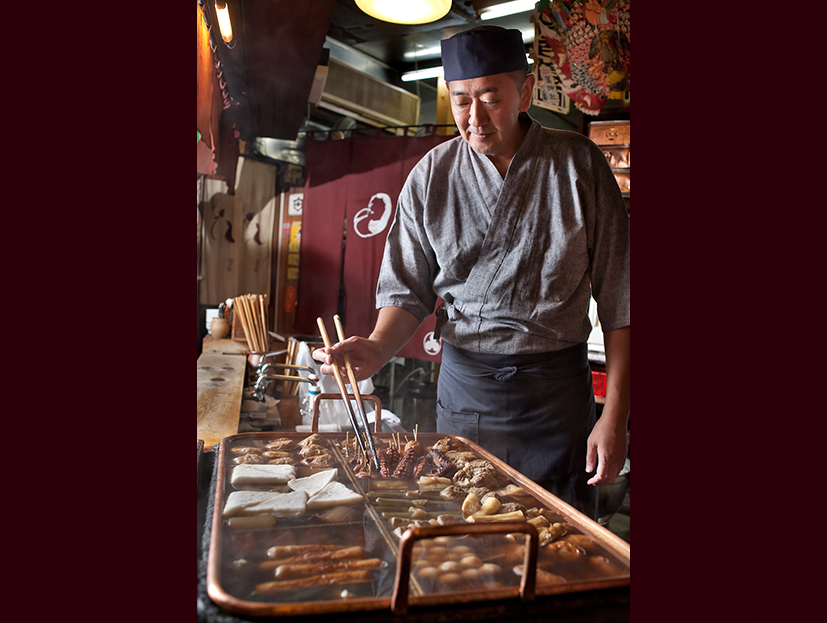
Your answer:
[392,440,424,478]
[411,455,430,479]
[377,446,401,478]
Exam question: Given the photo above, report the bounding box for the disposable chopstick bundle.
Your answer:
[233,295,255,352]
[233,293,270,353]
[248,294,265,351]
[246,295,262,351]
[241,295,257,349]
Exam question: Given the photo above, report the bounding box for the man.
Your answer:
[314,26,629,519]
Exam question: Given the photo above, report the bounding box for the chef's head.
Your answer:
[440,26,534,161]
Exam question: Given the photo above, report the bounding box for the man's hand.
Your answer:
[585,326,630,486]
[585,414,628,485]
[312,336,386,383]
[311,306,421,383]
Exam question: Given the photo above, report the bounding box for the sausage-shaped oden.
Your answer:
[273,558,384,579]
[266,544,340,558]
[255,570,372,594]
[260,545,366,569]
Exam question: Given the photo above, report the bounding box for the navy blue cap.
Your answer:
[441,26,528,81]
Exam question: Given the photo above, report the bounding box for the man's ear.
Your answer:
[520,73,536,111]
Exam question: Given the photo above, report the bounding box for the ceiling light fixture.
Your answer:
[214,1,236,48]
[401,66,445,82]
[479,0,537,20]
[355,0,451,25]
[403,45,442,60]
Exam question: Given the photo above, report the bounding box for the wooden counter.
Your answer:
[201,337,253,355]
[197,353,246,449]
[201,337,284,355]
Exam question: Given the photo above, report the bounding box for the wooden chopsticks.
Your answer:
[333,314,380,466]
[233,293,270,353]
[316,317,378,469]
[283,338,299,396]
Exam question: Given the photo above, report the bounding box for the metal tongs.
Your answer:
[316,316,380,471]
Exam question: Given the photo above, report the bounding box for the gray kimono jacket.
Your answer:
[376,115,630,355]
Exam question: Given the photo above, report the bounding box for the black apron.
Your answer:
[435,342,598,519]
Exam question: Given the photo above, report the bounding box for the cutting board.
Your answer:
[197,353,246,449]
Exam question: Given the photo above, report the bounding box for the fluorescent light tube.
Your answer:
[404,45,443,60]
[401,54,531,82]
[401,66,445,82]
[479,0,536,20]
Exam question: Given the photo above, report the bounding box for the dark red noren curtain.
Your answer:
[293,136,352,334]
[297,131,453,362]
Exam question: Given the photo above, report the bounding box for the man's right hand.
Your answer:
[311,306,421,382]
[312,336,386,383]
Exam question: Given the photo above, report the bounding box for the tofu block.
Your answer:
[223,489,308,518]
[230,463,297,486]
[306,481,364,512]
[287,469,338,498]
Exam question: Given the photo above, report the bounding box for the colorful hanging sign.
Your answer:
[533,0,630,116]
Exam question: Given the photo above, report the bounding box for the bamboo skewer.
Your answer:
[333,314,379,467]
[316,317,375,469]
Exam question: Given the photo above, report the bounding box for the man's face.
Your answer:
[448,71,534,164]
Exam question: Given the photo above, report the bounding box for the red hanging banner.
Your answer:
[297,131,453,363]
[294,136,353,335]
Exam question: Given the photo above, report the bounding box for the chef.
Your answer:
[314,25,630,519]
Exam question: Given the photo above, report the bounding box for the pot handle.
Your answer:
[391,521,539,615]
